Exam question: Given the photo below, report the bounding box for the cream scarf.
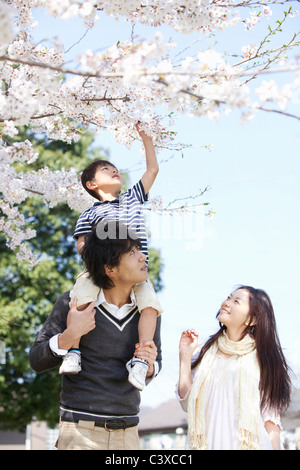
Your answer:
[187,331,261,450]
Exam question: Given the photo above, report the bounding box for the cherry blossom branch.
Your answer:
[163,187,211,211]
[242,34,299,85]
[212,0,297,7]
[1,54,299,80]
[146,189,213,215]
[233,7,299,69]
[80,94,130,103]
[1,0,299,269]
[255,106,300,121]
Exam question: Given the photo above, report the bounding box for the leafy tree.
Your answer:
[0,129,163,431]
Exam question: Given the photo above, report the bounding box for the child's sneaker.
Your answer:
[126,357,149,391]
[59,351,81,375]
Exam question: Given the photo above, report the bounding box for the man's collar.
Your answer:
[96,288,136,309]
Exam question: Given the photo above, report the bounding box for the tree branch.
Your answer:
[1,55,299,81]
[255,106,300,121]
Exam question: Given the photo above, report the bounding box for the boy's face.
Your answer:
[107,246,148,287]
[88,164,122,196]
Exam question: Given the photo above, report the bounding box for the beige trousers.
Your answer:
[70,271,163,315]
[56,420,140,450]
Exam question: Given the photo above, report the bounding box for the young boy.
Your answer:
[59,124,163,391]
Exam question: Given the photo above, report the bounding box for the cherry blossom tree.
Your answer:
[0,0,299,266]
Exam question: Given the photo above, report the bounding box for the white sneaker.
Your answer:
[126,357,149,391]
[59,351,81,375]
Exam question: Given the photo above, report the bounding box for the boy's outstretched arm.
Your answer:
[137,123,159,194]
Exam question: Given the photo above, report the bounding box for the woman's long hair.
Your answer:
[192,286,292,415]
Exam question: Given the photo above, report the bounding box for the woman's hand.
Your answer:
[178,330,198,399]
[179,329,199,360]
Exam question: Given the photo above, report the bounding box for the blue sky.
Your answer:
[31,6,300,408]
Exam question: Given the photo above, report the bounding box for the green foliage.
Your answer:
[148,247,164,293]
[0,129,163,431]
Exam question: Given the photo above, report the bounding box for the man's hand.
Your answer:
[58,298,96,351]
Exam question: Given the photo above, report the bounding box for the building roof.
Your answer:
[138,399,187,434]
[138,386,300,435]
[282,388,300,431]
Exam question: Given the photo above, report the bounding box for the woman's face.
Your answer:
[217,289,252,331]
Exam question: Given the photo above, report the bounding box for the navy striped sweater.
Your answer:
[74,180,149,264]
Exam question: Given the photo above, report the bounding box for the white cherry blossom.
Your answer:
[0,0,299,265]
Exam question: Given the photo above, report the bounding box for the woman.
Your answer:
[177,286,291,450]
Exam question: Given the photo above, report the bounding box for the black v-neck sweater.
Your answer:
[29,291,162,421]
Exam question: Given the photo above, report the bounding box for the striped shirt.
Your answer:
[74,180,149,264]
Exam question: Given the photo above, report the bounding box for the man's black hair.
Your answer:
[81,221,142,289]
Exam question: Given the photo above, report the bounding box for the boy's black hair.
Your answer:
[81,160,117,201]
[81,221,142,290]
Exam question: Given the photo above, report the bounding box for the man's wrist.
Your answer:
[57,327,79,351]
[49,334,68,356]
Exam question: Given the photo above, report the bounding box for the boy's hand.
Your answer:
[136,122,152,142]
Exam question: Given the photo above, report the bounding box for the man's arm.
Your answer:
[29,292,71,373]
[137,124,159,195]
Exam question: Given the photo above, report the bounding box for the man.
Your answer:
[29,221,162,450]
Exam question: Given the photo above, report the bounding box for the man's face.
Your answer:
[110,245,148,286]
